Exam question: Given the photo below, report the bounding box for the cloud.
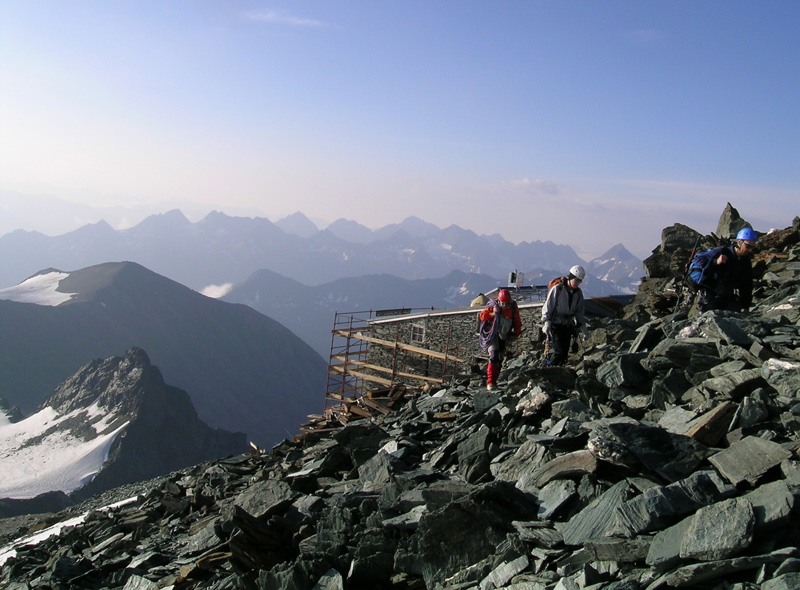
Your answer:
[503,178,561,196]
[242,10,330,28]
[201,283,233,298]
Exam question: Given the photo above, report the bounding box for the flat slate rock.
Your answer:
[679,496,754,561]
[708,436,793,486]
[561,480,635,547]
[524,449,597,490]
[611,470,729,537]
[744,480,795,529]
[589,421,711,483]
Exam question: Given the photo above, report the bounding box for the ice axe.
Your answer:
[544,333,552,365]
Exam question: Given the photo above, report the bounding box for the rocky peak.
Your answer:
[716,201,751,240]
[46,347,161,417]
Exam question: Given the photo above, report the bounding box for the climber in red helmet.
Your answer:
[478,288,522,391]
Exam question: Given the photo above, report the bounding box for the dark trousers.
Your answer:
[687,277,740,312]
[698,289,743,312]
[549,324,574,366]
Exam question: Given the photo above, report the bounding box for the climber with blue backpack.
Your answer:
[478,289,522,391]
[686,227,758,313]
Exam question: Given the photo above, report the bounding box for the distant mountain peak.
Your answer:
[276,211,319,238]
[587,243,643,294]
[325,218,375,244]
[598,243,636,260]
[396,216,442,238]
[130,209,190,231]
[46,346,155,415]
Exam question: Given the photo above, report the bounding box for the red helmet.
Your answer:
[498,289,512,303]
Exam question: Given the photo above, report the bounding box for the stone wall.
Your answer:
[367,303,543,385]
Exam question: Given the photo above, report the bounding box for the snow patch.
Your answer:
[0,404,129,499]
[0,272,75,306]
[201,283,233,298]
[0,496,138,566]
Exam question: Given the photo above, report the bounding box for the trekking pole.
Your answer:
[683,235,701,277]
[669,234,702,323]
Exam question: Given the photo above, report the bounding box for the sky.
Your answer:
[1,1,798,260]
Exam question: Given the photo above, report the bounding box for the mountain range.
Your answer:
[0,211,643,296]
[0,210,642,361]
[0,262,327,447]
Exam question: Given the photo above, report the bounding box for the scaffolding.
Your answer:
[325,311,372,408]
[324,310,466,410]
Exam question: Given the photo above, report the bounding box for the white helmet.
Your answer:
[569,265,586,281]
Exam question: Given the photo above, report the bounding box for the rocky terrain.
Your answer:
[1,207,799,589]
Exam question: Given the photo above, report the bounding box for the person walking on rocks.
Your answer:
[478,289,522,390]
[542,265,588,366]
[687,228,758,313]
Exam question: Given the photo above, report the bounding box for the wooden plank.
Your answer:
[336,367,394,387]
[352,361,445,383]
[300,427,340,434]
[330,363,443,385]
[332,330,465,363]
[330,354,367,365]
[326,390,358,403]
[348,405,373,418]
[359,397,390,414]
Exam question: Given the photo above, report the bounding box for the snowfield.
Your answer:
[0,402,129,499]
[0,271,75,306]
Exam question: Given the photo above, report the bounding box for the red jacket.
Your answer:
[479,300,522,340]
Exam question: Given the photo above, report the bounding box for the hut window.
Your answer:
[411,323,426,344]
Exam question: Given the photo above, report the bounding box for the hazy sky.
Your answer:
[1,1,798,259]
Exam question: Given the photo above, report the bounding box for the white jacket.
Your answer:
[542,281,586,327]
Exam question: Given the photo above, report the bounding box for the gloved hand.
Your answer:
[543,322,551,339]
[580,326,590,341]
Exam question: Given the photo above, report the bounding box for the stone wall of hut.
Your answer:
[366,304,543,385]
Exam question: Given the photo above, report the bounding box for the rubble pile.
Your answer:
[1,211,799,590]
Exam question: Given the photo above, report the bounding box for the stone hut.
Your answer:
[366,299,546,386]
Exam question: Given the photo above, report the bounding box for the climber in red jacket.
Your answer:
[478,289,522,391]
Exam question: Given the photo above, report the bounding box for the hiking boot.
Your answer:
[486,383,496,391]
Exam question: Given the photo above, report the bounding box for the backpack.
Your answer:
[548,276,565,292]
[477,298,518,351]
[687,248,718,286]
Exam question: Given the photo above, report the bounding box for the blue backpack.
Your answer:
[687,248,719,286]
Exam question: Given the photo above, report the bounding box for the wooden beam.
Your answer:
[330,362,444,385]
[332,330,465,363]
[359,397,391,414]
[331,366,394,387]
[348,405,373,418]
[331,358,444,384]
